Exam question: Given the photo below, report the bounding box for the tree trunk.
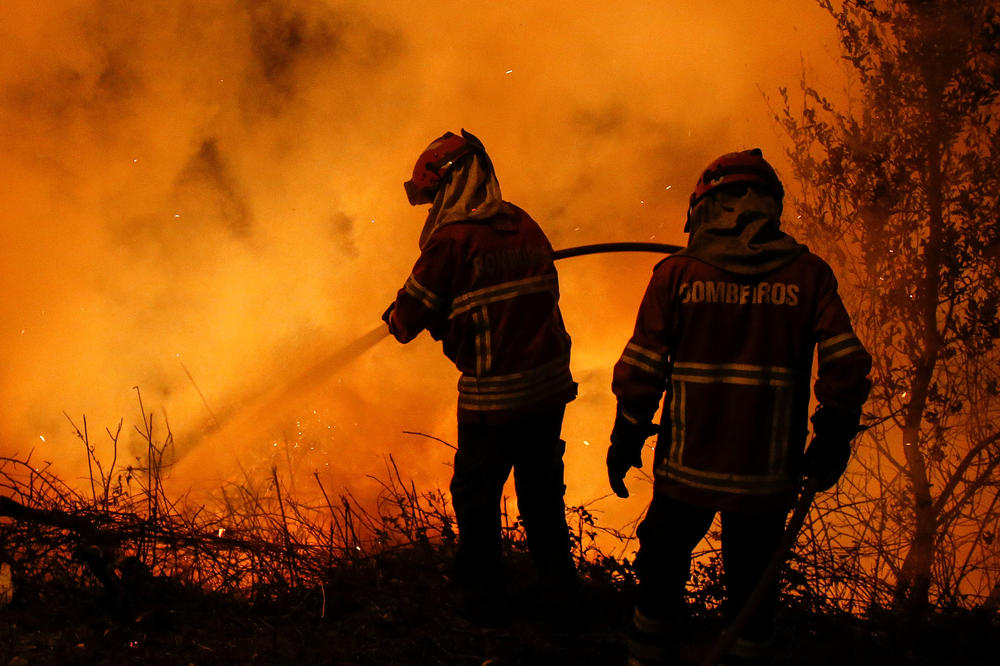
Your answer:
[984,579,1000,612]
[893,72,947,614]
[893,422,936,613]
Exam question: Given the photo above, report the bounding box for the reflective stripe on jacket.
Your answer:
[389,205,576,423]
[613,252,871,511]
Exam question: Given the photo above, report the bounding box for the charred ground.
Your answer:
[1,543,997,665]
[0,447,997,666]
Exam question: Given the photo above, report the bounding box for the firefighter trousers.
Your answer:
[450,405,575,602]
[635,493,787,640]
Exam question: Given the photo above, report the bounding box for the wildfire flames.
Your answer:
[0,1,844,530]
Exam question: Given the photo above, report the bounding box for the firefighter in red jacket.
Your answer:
[384,130,578,620]
[608,149,871,665]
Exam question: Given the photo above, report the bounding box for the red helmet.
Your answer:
[403,129,490,205]
[685,148,784,231]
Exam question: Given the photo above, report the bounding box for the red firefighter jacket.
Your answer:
[612,252,872,511]
[388,205,576,424]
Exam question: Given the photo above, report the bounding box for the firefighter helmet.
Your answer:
[404,129,491,205]
[685,148,784,231]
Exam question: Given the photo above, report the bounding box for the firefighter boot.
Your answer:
[627,606,683,666]
[718,634,775,666]
[457,575,510,626]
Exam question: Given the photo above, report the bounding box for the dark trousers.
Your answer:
[450,406,575,598]
[635,493,787,639]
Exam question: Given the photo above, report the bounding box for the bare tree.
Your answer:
[775,0,1000,614]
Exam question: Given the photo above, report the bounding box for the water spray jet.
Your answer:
[170,324,390,478]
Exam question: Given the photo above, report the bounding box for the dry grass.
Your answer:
[1,394,998,664]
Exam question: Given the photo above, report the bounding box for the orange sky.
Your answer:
[0,1,846,527]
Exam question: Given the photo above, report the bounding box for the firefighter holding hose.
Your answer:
[608,149,872,665]
[384,130,578,622]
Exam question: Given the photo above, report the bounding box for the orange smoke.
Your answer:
[0,1,843,532]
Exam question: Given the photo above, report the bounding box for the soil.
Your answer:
[1,547,997,665]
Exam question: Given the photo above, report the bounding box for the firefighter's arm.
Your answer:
[806,268,873,490]
[385,239,451,343]
[608,273,672,497]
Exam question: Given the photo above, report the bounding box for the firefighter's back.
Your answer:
[436,206,575,422]
[648,251,840,510]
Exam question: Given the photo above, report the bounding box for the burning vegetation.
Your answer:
[2,0,1000,664]
[0,399,997,664]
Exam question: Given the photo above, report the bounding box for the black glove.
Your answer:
[381,302,395,325]
[426,314,445,342]
[804,406,863,491]
[607,406,656,498]
[803,434,851,491]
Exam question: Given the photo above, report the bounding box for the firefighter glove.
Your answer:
[803,434,851,492]
[811,405,863,442]
[381,302,395,325]
[804,406,863,491]
[426,315,446,342]
[607,406,655,499]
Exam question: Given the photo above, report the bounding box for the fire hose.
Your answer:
[218,244,683,443]
[552,241,683,261]
[175,243,684,473]
[380,241,682,329]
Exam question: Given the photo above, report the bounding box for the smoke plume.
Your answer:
[0,1,843,519]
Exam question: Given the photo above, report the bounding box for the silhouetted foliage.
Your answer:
[775,0,1000,614]
[2,394,999,663]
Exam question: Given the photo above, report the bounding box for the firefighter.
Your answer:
[607,149,872,665]
[384,130,578,621]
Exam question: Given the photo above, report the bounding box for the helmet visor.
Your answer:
[404,178,434,206]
